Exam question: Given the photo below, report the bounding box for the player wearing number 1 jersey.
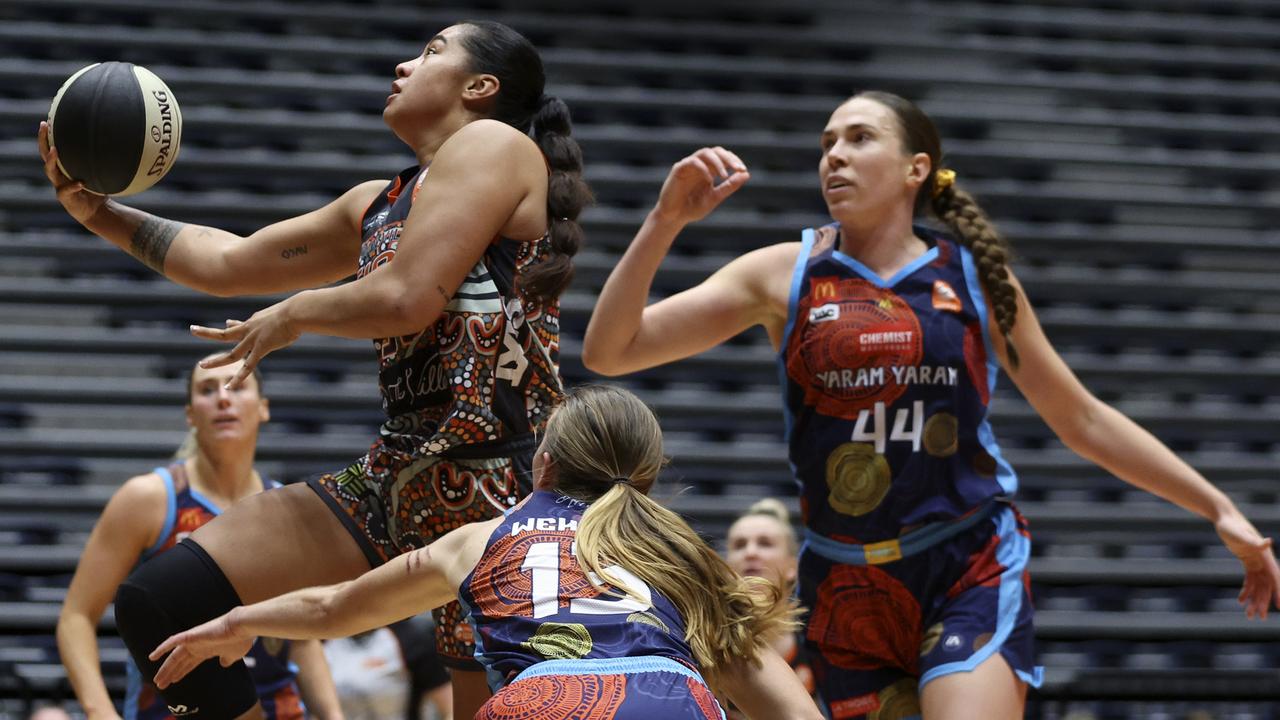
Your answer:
[583,91,1280,718]
[148,386,824,720]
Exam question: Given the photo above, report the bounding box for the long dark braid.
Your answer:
[457,20,592,305]
[858,90,1021,368]
[523,95,592,303]
[930,183,1019,368]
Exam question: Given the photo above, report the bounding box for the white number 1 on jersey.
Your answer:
[520,541,653,619]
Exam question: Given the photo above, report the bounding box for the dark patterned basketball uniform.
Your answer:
[780,224,1042,719]
[126,465,304,720]
[457,490,725,720]
[309,165,563,666]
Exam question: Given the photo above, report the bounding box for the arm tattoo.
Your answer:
[130,215,184,273]
[436,284,452,302]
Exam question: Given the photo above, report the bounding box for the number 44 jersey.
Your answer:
[458,489,698,690]
[781,224,1019,544]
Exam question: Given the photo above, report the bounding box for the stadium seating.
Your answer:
[1,0,1277,717]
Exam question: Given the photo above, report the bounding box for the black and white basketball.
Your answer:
[47,62,182,196]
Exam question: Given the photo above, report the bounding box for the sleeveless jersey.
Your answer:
[458,490,697,691]
[780,223,1018,543]
[125,465,303,720]
[359,165,563,460]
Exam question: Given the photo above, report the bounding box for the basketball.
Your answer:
[47,61,182,196]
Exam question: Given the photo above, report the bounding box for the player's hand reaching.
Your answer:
[191,298,302,389]
[149,612,254,688]
[652,146,750,226]
[38,120,107,225]
[1214,510,1280,619]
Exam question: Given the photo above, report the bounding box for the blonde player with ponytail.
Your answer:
[581,91,1280,718]
[147,385,823,720]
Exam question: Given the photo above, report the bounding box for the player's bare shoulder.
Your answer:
[96,470,171,551]
[112,470,169,510]
[738,241,803,309]
[442,119,544,170]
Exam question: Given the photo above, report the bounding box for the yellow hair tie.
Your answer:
[932,168,956,197]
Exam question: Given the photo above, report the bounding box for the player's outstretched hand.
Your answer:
[652,146,750,226]
[191,299,302,389]
[1215,511,1280,619]
[149,613,254,688]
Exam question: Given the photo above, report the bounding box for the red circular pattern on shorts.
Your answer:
[786,278,923,420]
[807,564,922,673]
[477,674,626,720]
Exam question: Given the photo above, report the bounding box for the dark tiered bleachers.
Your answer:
[2,1,1279,718]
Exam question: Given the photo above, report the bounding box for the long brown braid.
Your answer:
[857,91,1021,369]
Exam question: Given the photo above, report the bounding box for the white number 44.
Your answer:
[852,400,923,453]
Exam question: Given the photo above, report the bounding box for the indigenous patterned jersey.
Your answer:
[780,223,1017,543]
[458,490,697,690]
[126,465,303,720]
[359,165,563,460]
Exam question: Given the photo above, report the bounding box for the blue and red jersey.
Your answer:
[126,464,304,720]
[458,490,697,691]
[780,223,1018,544]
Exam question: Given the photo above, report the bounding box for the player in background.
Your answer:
[581,91,1280,718]
[56,357,342,720]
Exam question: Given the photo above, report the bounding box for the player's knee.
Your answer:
[114,540,258,718]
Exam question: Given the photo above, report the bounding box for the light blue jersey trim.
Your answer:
[776,229,816,469]
[124,661,141,720]
[187,486,223,517]
[959,246,1018,496]
[514,655,705,682]
[918,507,1042,689]
[803,500,998,565]
[516,658,724,719]
[830,245,939,289]
[141,467,178,561]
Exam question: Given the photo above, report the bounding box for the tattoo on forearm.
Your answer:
[130,216,184,273]
[281,245,307,260]
[436,285,451,302]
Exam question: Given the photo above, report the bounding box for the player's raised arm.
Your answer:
[39,121,379,297]
[583,147,801,376]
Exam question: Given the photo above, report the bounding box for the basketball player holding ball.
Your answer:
[582,91,1280,719]
[40,21,585,720]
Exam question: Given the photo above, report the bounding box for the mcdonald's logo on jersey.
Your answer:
[812,279,839,301]
[932,280,962,313]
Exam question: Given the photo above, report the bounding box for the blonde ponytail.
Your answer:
[575,484,799,690]
[545,386,799,691]
[171,428,197,461]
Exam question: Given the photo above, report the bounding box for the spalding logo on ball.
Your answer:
[47,62,182,196]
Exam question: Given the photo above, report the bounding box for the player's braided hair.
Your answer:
[458,21,592,305]
[523,95,592,303]
[858,91,1021,368]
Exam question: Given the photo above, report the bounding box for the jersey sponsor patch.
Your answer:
[932,279,962,313]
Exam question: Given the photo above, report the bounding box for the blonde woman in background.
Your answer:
[725,499,815,717]
[56,357,343,720]
[147,386,822,720]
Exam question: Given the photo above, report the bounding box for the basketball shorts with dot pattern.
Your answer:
[308,441,533,669]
